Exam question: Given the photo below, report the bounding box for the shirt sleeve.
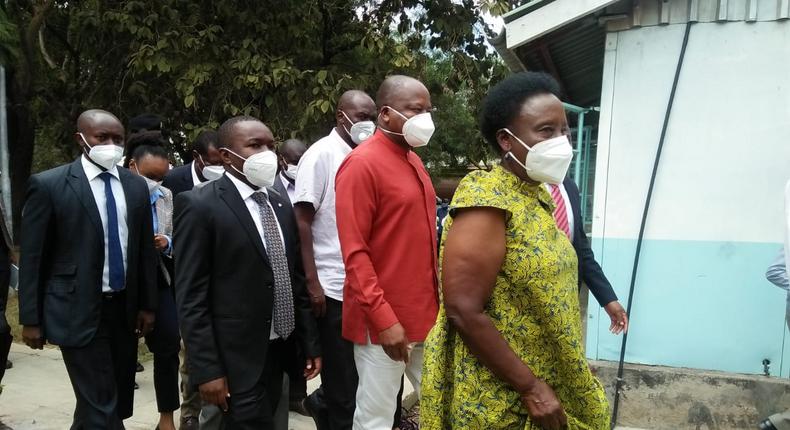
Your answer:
[449,171,512,221]
[335,155,399,334]
[293,148,327,210]
[766,247,790,291]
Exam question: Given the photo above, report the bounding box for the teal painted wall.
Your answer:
[587,238,789,376]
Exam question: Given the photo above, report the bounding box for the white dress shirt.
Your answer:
[224,172,286,340]
[278,173,296,204]
[293,128,352,302]
[190,161,202,187]
[545,182,575,243]
[81,156,129,292]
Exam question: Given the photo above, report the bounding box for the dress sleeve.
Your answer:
[449,171,512,221]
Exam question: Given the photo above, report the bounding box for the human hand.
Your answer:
[306,278,326,318]
[199,377,230,412]
[519,378,567,430]
[604,301,628,335]
[22,325,45,350]
[154,235,169,252]
[136,311,155,338]
[378,323,410,363]
[304,357,322,380]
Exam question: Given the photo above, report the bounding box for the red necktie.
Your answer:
[548,184,571,239]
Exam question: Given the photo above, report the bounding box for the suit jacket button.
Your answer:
[266,319,271,324]
[266,284,273,289]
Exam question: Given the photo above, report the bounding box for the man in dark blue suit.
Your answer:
[163,130,224,197]
[552,177,628,334]
[18,109,158,429]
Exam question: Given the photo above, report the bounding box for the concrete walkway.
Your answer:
[1,343,644,430]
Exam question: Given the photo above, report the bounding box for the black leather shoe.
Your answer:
[136,361,144,372]
[759,419,778,430]
[302,392,330,430]
[4,360,11,370]
[179,416,199,430]
[134,381,139,390]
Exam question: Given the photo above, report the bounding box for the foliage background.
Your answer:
[1,0,524,231]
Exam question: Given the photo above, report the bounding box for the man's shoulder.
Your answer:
[32,161,73,183]
[165,164,191,180]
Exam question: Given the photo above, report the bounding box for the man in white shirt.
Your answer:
[294,90,377,430]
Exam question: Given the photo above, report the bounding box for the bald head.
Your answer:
[77,109,122,133]
[335,90,377,147]
[280,138,307,160]
[376,75,427,108]
[74,109,125,152]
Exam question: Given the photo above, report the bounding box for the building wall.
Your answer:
[588,19,790,375]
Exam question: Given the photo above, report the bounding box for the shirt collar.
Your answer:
[328,128,354,156]
[376,130,410,157]
[279,173,294,190]
[149,187,164,204]
[81,155,120,181]
[190,161,202,186]
[225,171,266,201]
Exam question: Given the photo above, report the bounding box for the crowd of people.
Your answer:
[0,72,632,430]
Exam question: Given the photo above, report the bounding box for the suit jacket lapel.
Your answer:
[218,176,271,267]
[66,158,104,239]
[268,190,294,257]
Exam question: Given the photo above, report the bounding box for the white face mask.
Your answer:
[380,107,435,148]
[283,163,299,181]
[341,111,376,145]
[223,148,278,188]
[133,165,162,194]
[502,129,573,185]
[198,155,224,181]
[80,133,124,170]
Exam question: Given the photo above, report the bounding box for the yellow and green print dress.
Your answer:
[421,165,610,430]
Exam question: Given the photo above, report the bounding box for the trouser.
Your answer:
[273,374,290,430]
[180,344,202,420]
[282,336,307,402]
[352,340,424,430]
[60,293,137,430]
[770,410,790,430]
[0,330,11,383]
[145,287,181,413]
[200,340,284,430]
[315,297,357,430]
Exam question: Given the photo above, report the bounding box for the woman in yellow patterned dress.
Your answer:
[421,72,610,430]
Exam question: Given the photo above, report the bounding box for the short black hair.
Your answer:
[128,113,163,134]
[124,131,168,167]
[193,130,219,155]
[480,72,562,154]
[217,115,261,149]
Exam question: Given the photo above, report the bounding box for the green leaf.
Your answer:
[184,94,195,108]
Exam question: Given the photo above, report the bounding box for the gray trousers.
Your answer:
[199,376,289,430]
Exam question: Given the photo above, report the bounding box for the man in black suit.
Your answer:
[18,109,157,428]
[273,138,306,205]
[162,128,223,430]
[163,130,224,196]
[558,177,628,333]
[174,116,321,429]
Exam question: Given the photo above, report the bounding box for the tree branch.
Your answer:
[38,25,57,69]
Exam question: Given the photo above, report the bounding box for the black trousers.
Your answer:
[61,292,137,430]
[145,286,181,413]
[0,330,11,383]
[318,297,358,430]
[224,339,284,430]
[282,335,307,401]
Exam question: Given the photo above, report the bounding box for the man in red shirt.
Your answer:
[335,75,439,430]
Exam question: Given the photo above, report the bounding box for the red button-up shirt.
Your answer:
[335,131,439,344]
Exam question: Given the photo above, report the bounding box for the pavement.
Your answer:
[1,342,645,430]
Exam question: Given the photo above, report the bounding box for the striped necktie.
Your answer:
[548,184,571,239]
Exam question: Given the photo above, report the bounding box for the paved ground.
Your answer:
[1,342,644,430]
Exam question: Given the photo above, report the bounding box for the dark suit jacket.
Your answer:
[272,174,291,207]
[563,177,618,306]
[0,202,12,334]
[18,158,158,347]
[162,163,195,197]
[174,174,320,393]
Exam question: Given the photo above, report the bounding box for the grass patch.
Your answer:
[6,290,153,362]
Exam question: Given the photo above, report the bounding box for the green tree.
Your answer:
[2,0,514,232]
